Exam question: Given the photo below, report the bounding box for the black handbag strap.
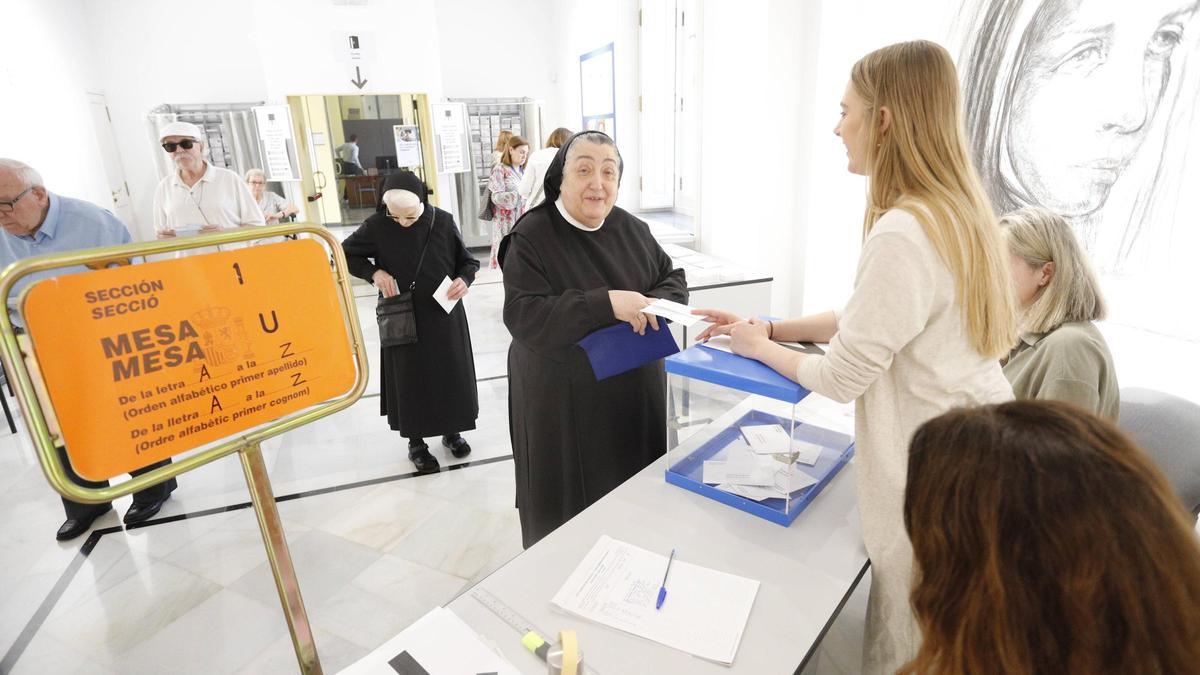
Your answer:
[406,207,437,291]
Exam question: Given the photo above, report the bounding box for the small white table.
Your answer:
[446,453,868,674]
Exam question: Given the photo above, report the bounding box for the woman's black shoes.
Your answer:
[442,434,472,458]
[407,441,440,472]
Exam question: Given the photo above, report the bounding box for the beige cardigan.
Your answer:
[795,207,1013,673]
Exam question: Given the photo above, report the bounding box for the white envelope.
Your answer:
[716,483,780,501]
[774,468,819,495]
[433,275,459,314]
[704,442,778,486]
[792,440,824,466]
[741,424,792,455]
[641,298,708,327]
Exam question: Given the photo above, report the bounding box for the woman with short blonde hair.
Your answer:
[1001,206,1119,418]
[695,40,1017,673]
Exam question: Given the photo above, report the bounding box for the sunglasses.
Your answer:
[161,139,198,152]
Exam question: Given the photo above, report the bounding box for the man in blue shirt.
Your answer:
[0,159,178,540]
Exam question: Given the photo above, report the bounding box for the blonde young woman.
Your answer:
[1001,207,1119,419]
[695,41,1018,673]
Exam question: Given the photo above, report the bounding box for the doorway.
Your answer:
[636,0,702,241]
[288,93,439,228]
[86,92,137,231]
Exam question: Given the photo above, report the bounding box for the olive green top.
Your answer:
[1003,321,1120,421]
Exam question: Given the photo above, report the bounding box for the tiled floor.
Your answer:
[0,248,865,674]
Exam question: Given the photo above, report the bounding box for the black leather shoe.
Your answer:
[124,496,170,525]
[442,434,472,459]
[56,504,114,541]
[408,444,440,472]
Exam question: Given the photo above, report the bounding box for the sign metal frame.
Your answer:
[0,222,368,674]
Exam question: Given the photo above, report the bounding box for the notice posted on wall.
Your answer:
[21,239,357,481]
[393,124,423,169]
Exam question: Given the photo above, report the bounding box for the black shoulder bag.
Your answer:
[376,210,435,347]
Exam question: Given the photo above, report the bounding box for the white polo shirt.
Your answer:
[153,162,265,255]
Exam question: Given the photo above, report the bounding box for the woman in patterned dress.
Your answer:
[487,135,529,268]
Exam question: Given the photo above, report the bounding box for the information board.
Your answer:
[22,239,356,481]
[430,102,470,174]
[253,105,300,182]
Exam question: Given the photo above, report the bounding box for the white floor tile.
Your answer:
[227,530,383,611]
[41,560,221,660]
[107,589,286,675]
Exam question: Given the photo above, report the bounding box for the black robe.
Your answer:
[499,204,688,548]
[343,206,480,438]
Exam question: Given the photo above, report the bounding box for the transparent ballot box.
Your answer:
[664,345,855,526]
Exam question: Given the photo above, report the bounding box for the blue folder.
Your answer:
[577,321,680,380]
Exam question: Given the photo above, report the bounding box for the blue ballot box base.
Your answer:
[665,409,855,526]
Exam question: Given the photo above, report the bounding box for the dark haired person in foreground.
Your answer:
[901,400,1200,675]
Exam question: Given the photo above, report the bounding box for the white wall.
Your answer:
[797,0,961,315]
[434,0,563,135]
[693,0,825,317]
[548,0,641,209]
[0,0,116,220]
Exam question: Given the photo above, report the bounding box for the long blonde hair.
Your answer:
[1001,207,1106,334]
[852,40,1017,357]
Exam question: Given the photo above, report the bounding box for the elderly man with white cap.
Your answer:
[152,121,264,253]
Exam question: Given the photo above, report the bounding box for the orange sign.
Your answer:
[23,239,357,481]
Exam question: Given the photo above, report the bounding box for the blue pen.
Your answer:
[655,549,676,610]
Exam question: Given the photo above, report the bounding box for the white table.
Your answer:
[446,453,868,674]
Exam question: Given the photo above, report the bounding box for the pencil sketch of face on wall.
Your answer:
[958,0,1200,275]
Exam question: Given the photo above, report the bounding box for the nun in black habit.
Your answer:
[343,189,480,471]
[498,131,688,548]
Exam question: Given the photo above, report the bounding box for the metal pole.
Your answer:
[239,442,323,674]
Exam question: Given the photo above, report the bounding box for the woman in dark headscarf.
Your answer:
[344,188,480,472]
[498,131,688,547]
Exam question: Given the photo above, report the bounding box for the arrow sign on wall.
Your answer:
[350,66,367,90]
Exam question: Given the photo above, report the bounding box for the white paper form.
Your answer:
[551,536,759,665]
[640,298,708,328]
[432,276,459,314]
[338,606,521,675]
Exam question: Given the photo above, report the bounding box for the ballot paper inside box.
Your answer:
[664,346,855,526]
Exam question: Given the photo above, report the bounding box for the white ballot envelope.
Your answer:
[741,424,791,454]
[774,468,819,495]
[742,424,824,465]
[703,442,777,486]
[640,298,708,327]
[432,276,459,314]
